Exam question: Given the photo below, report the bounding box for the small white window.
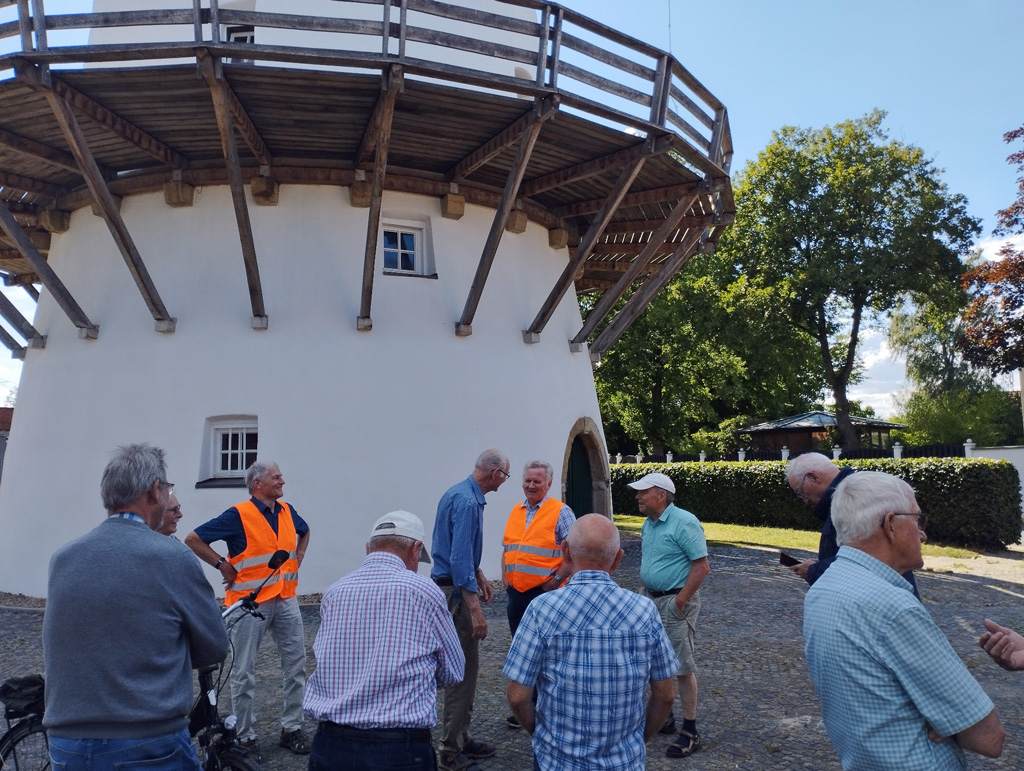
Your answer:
[381,218,435,277]
[215,425,258,476]
[226,25,254,65]
[197,416,258,487]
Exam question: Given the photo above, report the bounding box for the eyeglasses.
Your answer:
[794,474,811,500]
[496,468,510,480]
[891,511,929,532]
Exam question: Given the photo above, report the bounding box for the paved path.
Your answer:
[4,539,1024,769]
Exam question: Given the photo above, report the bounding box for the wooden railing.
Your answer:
[0,0,732,178]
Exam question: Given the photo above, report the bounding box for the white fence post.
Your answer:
[892,442,903,460]
[738,449,746,461]
[666,452,673,463]
[781,446,789,462]
[964,439,975,458]
[699,451,706,462]
[636,452,644,463]
[615,452,622,464]
[832,446,842,461]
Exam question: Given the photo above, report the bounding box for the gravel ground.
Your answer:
[4,537,1024,770]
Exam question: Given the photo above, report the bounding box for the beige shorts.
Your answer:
[645,589,701,676]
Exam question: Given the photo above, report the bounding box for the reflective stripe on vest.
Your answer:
[502,497,564,592]
[225,500,300,605]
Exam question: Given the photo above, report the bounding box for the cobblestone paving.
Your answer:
[4,539,1024,770]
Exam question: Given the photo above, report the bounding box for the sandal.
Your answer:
[666,729,700,758]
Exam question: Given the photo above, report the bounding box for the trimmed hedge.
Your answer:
[611,458,1022,550]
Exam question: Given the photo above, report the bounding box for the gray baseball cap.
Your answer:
[626,472,676,494]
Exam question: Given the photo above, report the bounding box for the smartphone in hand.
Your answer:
[779,552,802,567]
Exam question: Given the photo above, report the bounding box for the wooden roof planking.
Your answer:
[0,0,734,353]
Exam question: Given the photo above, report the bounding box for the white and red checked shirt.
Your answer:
[303,551,465,728]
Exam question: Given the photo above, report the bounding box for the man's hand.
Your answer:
[540,574,562,592]
[469,603,488,641]
[218,562,238,588]
[788,560,814,580]
[477,569,493,604]
[980,619,1024,671]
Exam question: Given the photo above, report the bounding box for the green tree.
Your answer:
[593,252,823,455]
[725,111,980,451]
[891,388,1022,447]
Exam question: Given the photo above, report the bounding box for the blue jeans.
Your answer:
[308,724,436,771]
[49,727,200,771]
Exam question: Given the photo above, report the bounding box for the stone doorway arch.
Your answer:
[561,417,611,517]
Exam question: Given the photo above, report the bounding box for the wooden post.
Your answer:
[0,200,98,338]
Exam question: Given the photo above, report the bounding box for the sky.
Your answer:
[1,0,1022,415]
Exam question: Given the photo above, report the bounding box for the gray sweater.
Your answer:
[43,516,228,738]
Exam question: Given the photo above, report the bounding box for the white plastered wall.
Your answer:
[0,185,605,596]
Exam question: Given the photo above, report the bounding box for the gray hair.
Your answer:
[245,460,279,493]
[567,513,620,567]
[523,460,553,482]
[369,534,418,554]
[475,449,508,474]
[101,443,167,511]
[831,471,917,545]
[785,452,836,484]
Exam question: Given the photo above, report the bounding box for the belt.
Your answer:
[432,576,454,587]
[317,722,431,742]
[647,587,684,598]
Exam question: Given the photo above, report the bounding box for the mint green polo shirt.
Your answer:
[639,503,708,591]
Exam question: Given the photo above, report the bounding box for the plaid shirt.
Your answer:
[303,552,464,728]
[804,546,993,770]
[503,570,679,770]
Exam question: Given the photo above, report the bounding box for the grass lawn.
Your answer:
[613,515,977,559]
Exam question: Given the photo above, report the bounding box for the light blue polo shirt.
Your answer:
[639,503,707,591]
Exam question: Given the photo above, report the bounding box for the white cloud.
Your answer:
[976,234,1024,262]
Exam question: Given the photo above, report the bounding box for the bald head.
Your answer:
[564,514,623,575]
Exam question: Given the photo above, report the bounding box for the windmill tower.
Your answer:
[0,0,733,595]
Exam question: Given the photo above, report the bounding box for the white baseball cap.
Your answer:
[627,472,676,494]
[370,510,431,563]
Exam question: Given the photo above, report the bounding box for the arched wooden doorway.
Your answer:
[561,417,611,517]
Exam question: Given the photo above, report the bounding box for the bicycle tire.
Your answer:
[0,715,50,771]
[205,747,260,771]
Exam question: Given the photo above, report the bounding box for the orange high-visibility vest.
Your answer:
[225,500,299,605]
[503,498,564,592]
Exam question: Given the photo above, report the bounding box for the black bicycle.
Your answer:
[0,673,48,771]
[189,548,290,771]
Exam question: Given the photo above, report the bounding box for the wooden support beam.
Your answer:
[445,95,558,183]
[0,200,97,337]
[0,169,62,199]
[553,177,729,218]
[582,260,657,276]
[196,51,271,166]
[0,288,44,347]
[45,90,175,332]
[198,51,266,325]
[590,227,707,357]
[600,213,717,235]
[523,156,647,339]
[572,189,701,344]
[519,136,671,198]
[354,65,403,171]
[0,126,90,174]
[0,322,26,360]
[456,99,552,336]
[15,62,188,170]
[357,66,401,330]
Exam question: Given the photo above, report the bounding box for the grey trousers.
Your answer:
[228,594,307,741]
[439,587,479,757]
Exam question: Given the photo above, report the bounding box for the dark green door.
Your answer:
[565,436,592,516]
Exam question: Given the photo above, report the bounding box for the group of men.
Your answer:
[40,442,1024,771]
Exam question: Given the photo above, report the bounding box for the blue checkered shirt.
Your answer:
[502,570,679,770]
[303,552,465,728]
[804,546,993,770]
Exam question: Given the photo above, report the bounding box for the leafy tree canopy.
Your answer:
[725,110,980,450]
[958,123,1024,374]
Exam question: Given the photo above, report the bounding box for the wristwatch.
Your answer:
[214,557,226,569]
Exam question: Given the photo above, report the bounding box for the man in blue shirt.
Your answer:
[804,471,1004,769]
[431,449,509,771]
[629,471,709,759]
[504,514,677,771]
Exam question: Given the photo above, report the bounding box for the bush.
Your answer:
[611,458,1022,550]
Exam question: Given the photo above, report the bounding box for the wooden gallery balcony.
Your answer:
[0,0,733,354]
